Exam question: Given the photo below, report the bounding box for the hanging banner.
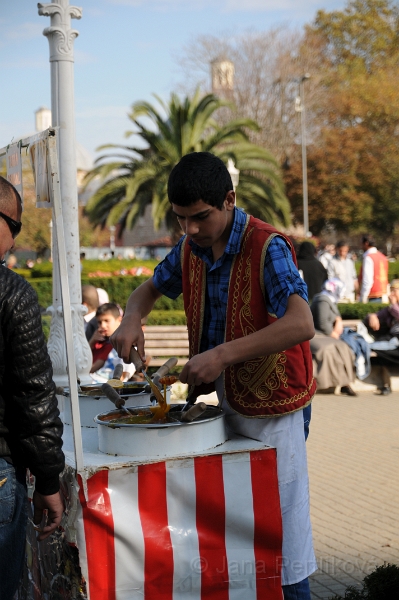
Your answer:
[6,142,23,201]
[29,137,53,208]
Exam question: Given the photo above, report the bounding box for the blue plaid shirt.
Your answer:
[153,208,308,352]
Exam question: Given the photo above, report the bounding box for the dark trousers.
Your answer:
[0,459,28,600]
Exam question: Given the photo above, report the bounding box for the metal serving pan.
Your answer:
[94,405,227,458]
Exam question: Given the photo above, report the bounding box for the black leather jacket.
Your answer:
[0,267,64,495]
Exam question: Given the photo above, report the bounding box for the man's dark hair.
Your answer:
[0,176,22,212]
[82,284,99,312]
[96,302,121,319]
[168,152,233,209]
[362,235,375,247]
[297,241,316,259]
[336,240,349,249]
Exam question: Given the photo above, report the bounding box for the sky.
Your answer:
[1,0,346,165]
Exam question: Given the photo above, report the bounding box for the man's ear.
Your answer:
[224,190,236,210]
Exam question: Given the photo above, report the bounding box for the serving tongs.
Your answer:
[129,348,180,422]
[129,348,177,403]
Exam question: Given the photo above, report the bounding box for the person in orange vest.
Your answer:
[359,235,388,303]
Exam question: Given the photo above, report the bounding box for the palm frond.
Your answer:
[84,89,289,235]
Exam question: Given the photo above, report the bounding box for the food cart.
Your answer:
[19,388,284,600]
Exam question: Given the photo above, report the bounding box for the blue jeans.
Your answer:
[0,459,28,600]
[282,577,311,599]
[303,405,312,441]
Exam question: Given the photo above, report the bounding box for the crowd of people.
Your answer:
[293,236,398,396]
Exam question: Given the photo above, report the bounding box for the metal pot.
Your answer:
[60,385,171,428]
[95,404,227,458]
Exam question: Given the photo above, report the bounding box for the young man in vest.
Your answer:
[359,235,388,303]
[111,152,317,599]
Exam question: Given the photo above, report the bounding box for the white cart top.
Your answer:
[62,422,273,474]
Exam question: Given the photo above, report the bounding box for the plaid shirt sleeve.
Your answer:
[265,236,309,318]
[152,237,184,299]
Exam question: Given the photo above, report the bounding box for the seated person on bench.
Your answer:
[363,279,399,395]
[310,279,357,396]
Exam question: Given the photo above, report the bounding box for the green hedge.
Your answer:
[29,258,159,279]
[40,303,385,342]
[146,311,186,325]
[30,276,184,311]
[42,315,51,340]
[41,310,186,341]
[388,263,399,280]
[337,302,388,320]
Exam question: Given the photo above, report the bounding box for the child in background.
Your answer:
[89,303,135,382]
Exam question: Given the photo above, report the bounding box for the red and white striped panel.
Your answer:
[76,449,283,600]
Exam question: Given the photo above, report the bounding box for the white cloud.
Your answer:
[0,57,47,69]
[5,22,44,41]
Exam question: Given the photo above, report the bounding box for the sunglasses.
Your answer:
[0,211,22,239]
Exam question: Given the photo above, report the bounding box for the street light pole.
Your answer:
[227,158,240,204]
[296,74,311,237]
[39,0,93,385]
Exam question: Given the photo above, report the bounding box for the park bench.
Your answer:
[144,325,189,367]
[144,322,399,391]
[334,319,399,392]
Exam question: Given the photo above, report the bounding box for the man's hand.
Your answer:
[33,490,64,541]
[110,278,162,363]
[331,316,344,339]
[88,329,106,348]
[368,313,380,331]
[110,315,145,364]
[179,347,225,386]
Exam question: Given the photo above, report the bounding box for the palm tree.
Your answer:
[83,90,290,241]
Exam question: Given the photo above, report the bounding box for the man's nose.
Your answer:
[184,219,199,236]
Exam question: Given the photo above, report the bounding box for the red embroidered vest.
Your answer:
[181,215,316,418]
[359,251,388,299]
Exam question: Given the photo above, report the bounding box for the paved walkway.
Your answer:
[307,389,399,598]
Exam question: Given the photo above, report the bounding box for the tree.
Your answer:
[83,90,290,241]
[175,6,399,241]
[294,0,399,238]
[175,28,322,165]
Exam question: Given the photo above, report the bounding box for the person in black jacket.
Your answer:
[296,241,328,301]
[0,176,65,600]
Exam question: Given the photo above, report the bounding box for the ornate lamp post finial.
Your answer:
[38,0,82,62]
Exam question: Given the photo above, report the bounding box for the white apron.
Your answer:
[215,377,317,585]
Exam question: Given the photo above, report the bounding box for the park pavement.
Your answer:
[307,388,399,599]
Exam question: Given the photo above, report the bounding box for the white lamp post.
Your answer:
[39,0,92,385]
[295,74,311,237]
[227,158,240,202]
[49,218,53,262]
[110,225,116,253]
